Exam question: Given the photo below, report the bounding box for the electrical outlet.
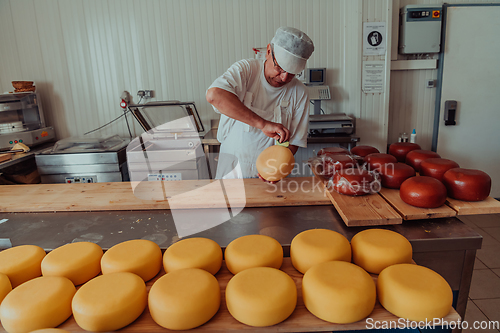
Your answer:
[426,80,436,88]
[138,90,154,98]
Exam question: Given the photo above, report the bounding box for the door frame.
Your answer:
[431,3,500,151]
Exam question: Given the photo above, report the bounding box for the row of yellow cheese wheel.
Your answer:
[0,229,453,332]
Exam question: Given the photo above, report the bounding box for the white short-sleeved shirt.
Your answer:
[209,58,310,179]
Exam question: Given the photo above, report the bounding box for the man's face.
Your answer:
[264,44,295,88]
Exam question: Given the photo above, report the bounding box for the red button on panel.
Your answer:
[14,140,18,143]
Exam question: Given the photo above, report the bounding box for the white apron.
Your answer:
[216,92,291,179]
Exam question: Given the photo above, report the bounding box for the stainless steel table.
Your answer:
[0,142,54,170]
[0,206,483,323]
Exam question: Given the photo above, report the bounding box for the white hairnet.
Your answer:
[271,27,314,75]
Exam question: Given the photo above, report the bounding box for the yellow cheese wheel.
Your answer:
[290,229,351,274]
[377,264,453,321]
[226,267,296,327]
[41,242,103,285]
[224,235,283,275]
[0,272,12,303]
[29,329,71,333]
[256,145,295,181]
[0,276,75,333]
[149,268,220,330]
[163,238,222,275]
[72,272,147,332]
[0,245,46,288]
[302,261,376,324]
[101,239,162,281]
[351,229,413,274]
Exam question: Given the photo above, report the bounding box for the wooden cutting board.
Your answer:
[312,173,402,227]
[0,153,12,163]
[0,177,331,213]
[379,188,457,220]
[0,258,458,333]
[446,196,500,215]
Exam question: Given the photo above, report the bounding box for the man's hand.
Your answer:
[261,121,290,143]
[206,88,292,143]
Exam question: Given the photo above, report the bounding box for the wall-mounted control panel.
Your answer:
[148,173,182,181]
[399,5,442,54]
[65,175,97,183]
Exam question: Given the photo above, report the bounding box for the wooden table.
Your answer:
[0,178,331,212]
[0,258,461,332]
[0,179,487,330]
[1,178,498,226]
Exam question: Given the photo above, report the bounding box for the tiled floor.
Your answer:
[459,214,500,333]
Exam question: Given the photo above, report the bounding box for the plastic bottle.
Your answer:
[410,129,417,143]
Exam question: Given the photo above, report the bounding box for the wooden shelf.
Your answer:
[391,59,438,70]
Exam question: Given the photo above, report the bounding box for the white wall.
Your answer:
[360,0,392,151]
[0,0,393,153]
[389,0,500,150]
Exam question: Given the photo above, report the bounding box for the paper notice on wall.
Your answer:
[363,22,386,55]
[362,61,385,93]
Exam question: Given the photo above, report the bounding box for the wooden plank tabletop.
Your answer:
[325,188,403,226]
[379,188,457,220]
[0,177,331,213]
[311,172,402,227]
[0,258,459,332]
[446,196,500,215]
[0,153,12,163]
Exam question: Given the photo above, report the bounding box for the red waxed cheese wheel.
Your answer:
[420,158,460,182]
[389,143,421,162]
[332,169,380,196]
[350,145,380,157]
[399,176,447,208]
[405,150,441,172]
[379,163,416,189]
[317,147,349,156]
[443,168,491,201]
[364,153,397,171]
[321,154,357,176]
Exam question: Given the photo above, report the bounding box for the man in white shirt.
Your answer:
[206,27,314,179]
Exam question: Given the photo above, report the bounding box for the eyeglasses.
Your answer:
[271,45,294,76]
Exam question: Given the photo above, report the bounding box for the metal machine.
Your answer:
[0,92,55,150]
[126,101,210,182]
[35,135,129,183]
[308,113,355,137]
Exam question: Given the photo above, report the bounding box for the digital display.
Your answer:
[310,69,324,83]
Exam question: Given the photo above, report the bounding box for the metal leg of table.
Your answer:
[203,144,213,179]
[413,249,477,333]
[452,249,477,333]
